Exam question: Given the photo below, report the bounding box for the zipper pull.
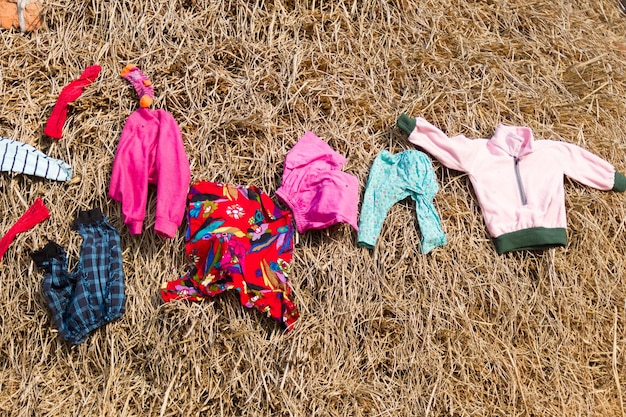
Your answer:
[513,156,528,205]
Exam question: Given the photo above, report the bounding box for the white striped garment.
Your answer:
[0,137,72,182]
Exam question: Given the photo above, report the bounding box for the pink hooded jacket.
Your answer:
[398,114,626,253]
[109,108,190,239]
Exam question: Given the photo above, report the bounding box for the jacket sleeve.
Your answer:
[554,140,626,192]
[154,111,191,238]
[108,113,150,235]
[397,114,482,173]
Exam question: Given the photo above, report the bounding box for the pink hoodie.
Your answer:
[109,108,190,239]
[397,114,626,253]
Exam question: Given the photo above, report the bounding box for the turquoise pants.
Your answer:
[357,150,446,254]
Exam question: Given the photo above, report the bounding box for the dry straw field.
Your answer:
[2,0,626,415]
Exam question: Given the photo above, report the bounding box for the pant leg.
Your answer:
[414,198,447,253]
[404,151,447,254]
[69,208,126,344]
[31,241,79,342]
[357,151,409,248]
[161,181,235,302]
[235,213,298,329]
[97,212,126,321]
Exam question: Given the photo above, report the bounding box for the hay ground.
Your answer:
[1,0,626,415]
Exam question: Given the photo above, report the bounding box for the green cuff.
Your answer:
[612,171,626,192]
[492,227,567,254]
[397,113,416,136]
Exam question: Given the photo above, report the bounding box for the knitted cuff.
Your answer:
[72,207,104,229]
[30,241,65,267]
[397,113,416,135]
[126,220,143,235]
[155,218,178,239]
[613,172,626,192]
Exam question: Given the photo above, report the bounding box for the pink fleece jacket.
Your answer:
[109,108,191,239]
[397,114,626,253]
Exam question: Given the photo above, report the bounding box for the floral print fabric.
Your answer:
[161,181,299,329]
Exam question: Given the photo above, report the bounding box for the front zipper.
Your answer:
[513,157,528,205]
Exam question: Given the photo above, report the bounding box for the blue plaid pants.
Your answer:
[31,208,126,345]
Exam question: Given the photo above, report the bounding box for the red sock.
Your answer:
[0,198,50,262]
[43,65,102,139]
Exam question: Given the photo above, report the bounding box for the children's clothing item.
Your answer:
[121,64,154,108]
[0,197,49,261]
[276,131,359,233]
[0,0,41,32]
[30,208,126,345]
[397,114,626,254]
[109,108,190,239]
[358,150,446,254]
[44,65,101,139]
[1,137,72,181]
[161,181,299,330]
